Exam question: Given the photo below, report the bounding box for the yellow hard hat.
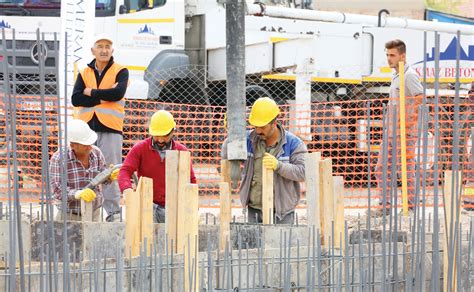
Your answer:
[248,97,280,127]
[149,110,176,136]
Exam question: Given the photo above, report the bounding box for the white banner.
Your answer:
[59,0,95,108]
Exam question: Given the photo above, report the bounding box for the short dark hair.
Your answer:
[385,39,406,54]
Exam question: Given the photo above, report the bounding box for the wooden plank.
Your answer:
[125,183,141,258]
[182,184,199,291]
[443,170,461,292]
[176,151,191,254]
[219,182,231,252]
[262,162,274,224]
[165,150,180,253]
[319,158,334,247]
[139,176,154,255]
[398,61,409,216]
[220,159,231,184]
[333,176,345,249]
[305,152,322,230]
[80,200,93,222]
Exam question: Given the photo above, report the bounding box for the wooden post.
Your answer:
[221,159,231,184]
[319,158,334,246]
[333,176,345,249]
[305,152,322,230]
[219,182,231,252]
[80,201,93,222]
[399,61,409,216]
[177,151,191,254]
[165,150,180,253]
[262,162,274,224]
[139,177,154,255]
[443,170,461,292]
[165,150,198,289]
[125,186,141,257]
[125,176,154,258]
[182,184,199,292]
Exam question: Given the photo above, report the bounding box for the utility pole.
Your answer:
[226,0,247,187]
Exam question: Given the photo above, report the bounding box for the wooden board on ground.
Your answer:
[219,182,231,252]
[182,184,199,291]
[443,170,461,292]
[221,160,231,184]
[305,152,322,230]
[177,151,191,254]
[262,164,274,225]
[125,186,140,257]
[139,177,154,255]
[319,158,334,247]
[165,150,180,253]
[333,176,345,249]
[81,201,93,222]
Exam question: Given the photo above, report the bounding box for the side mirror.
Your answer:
[119,5,128,14]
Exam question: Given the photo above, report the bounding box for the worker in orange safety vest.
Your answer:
[72,34,129,222]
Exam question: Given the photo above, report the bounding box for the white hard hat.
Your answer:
[67,119,97,146]
[92,34,113,47]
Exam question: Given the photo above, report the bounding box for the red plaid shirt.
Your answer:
[49,145,106,214]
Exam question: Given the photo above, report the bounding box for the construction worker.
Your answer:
[49,119,119,221]
[118,110,197,223]
[71,34,129,222]
[373,39,424,216]
[221,97,307,224]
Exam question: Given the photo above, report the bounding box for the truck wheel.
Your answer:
[157,79,209,105]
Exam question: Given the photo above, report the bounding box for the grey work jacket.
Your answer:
[222,128,307,219]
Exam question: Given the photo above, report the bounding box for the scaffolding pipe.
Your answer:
[246,4,474,35]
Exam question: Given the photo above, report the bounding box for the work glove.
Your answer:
[262,153,279,170]
[74,188,96,203]
[465,185,474,196]
[110,168,120,181]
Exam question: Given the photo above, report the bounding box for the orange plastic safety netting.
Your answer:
[0,92,472,210]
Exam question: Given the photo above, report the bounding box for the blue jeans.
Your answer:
[153,203,166,223]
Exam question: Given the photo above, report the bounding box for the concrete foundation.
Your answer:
[1,220,473,291]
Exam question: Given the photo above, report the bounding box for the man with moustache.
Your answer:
[72,35,129,222]
[117,110,197,223]
[49,119,119,221]
[221,97,307,224]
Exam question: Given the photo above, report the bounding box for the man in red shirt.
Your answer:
[118,110,197,222]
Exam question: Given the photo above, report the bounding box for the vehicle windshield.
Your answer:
[0,0,115,17]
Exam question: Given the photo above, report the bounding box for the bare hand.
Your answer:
[112,82,118,88]
[83,88,92,96]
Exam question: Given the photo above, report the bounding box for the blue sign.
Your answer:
[138,25,154,35]
[416,37,474,64]
[426,9,474,26]
[0,20,11,29]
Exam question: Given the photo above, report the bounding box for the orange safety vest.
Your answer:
[74,62,125,132]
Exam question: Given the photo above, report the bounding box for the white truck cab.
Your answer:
[1,0,473,102]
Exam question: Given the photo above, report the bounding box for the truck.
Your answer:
[0,0,473,186]
[1,0,472,99]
